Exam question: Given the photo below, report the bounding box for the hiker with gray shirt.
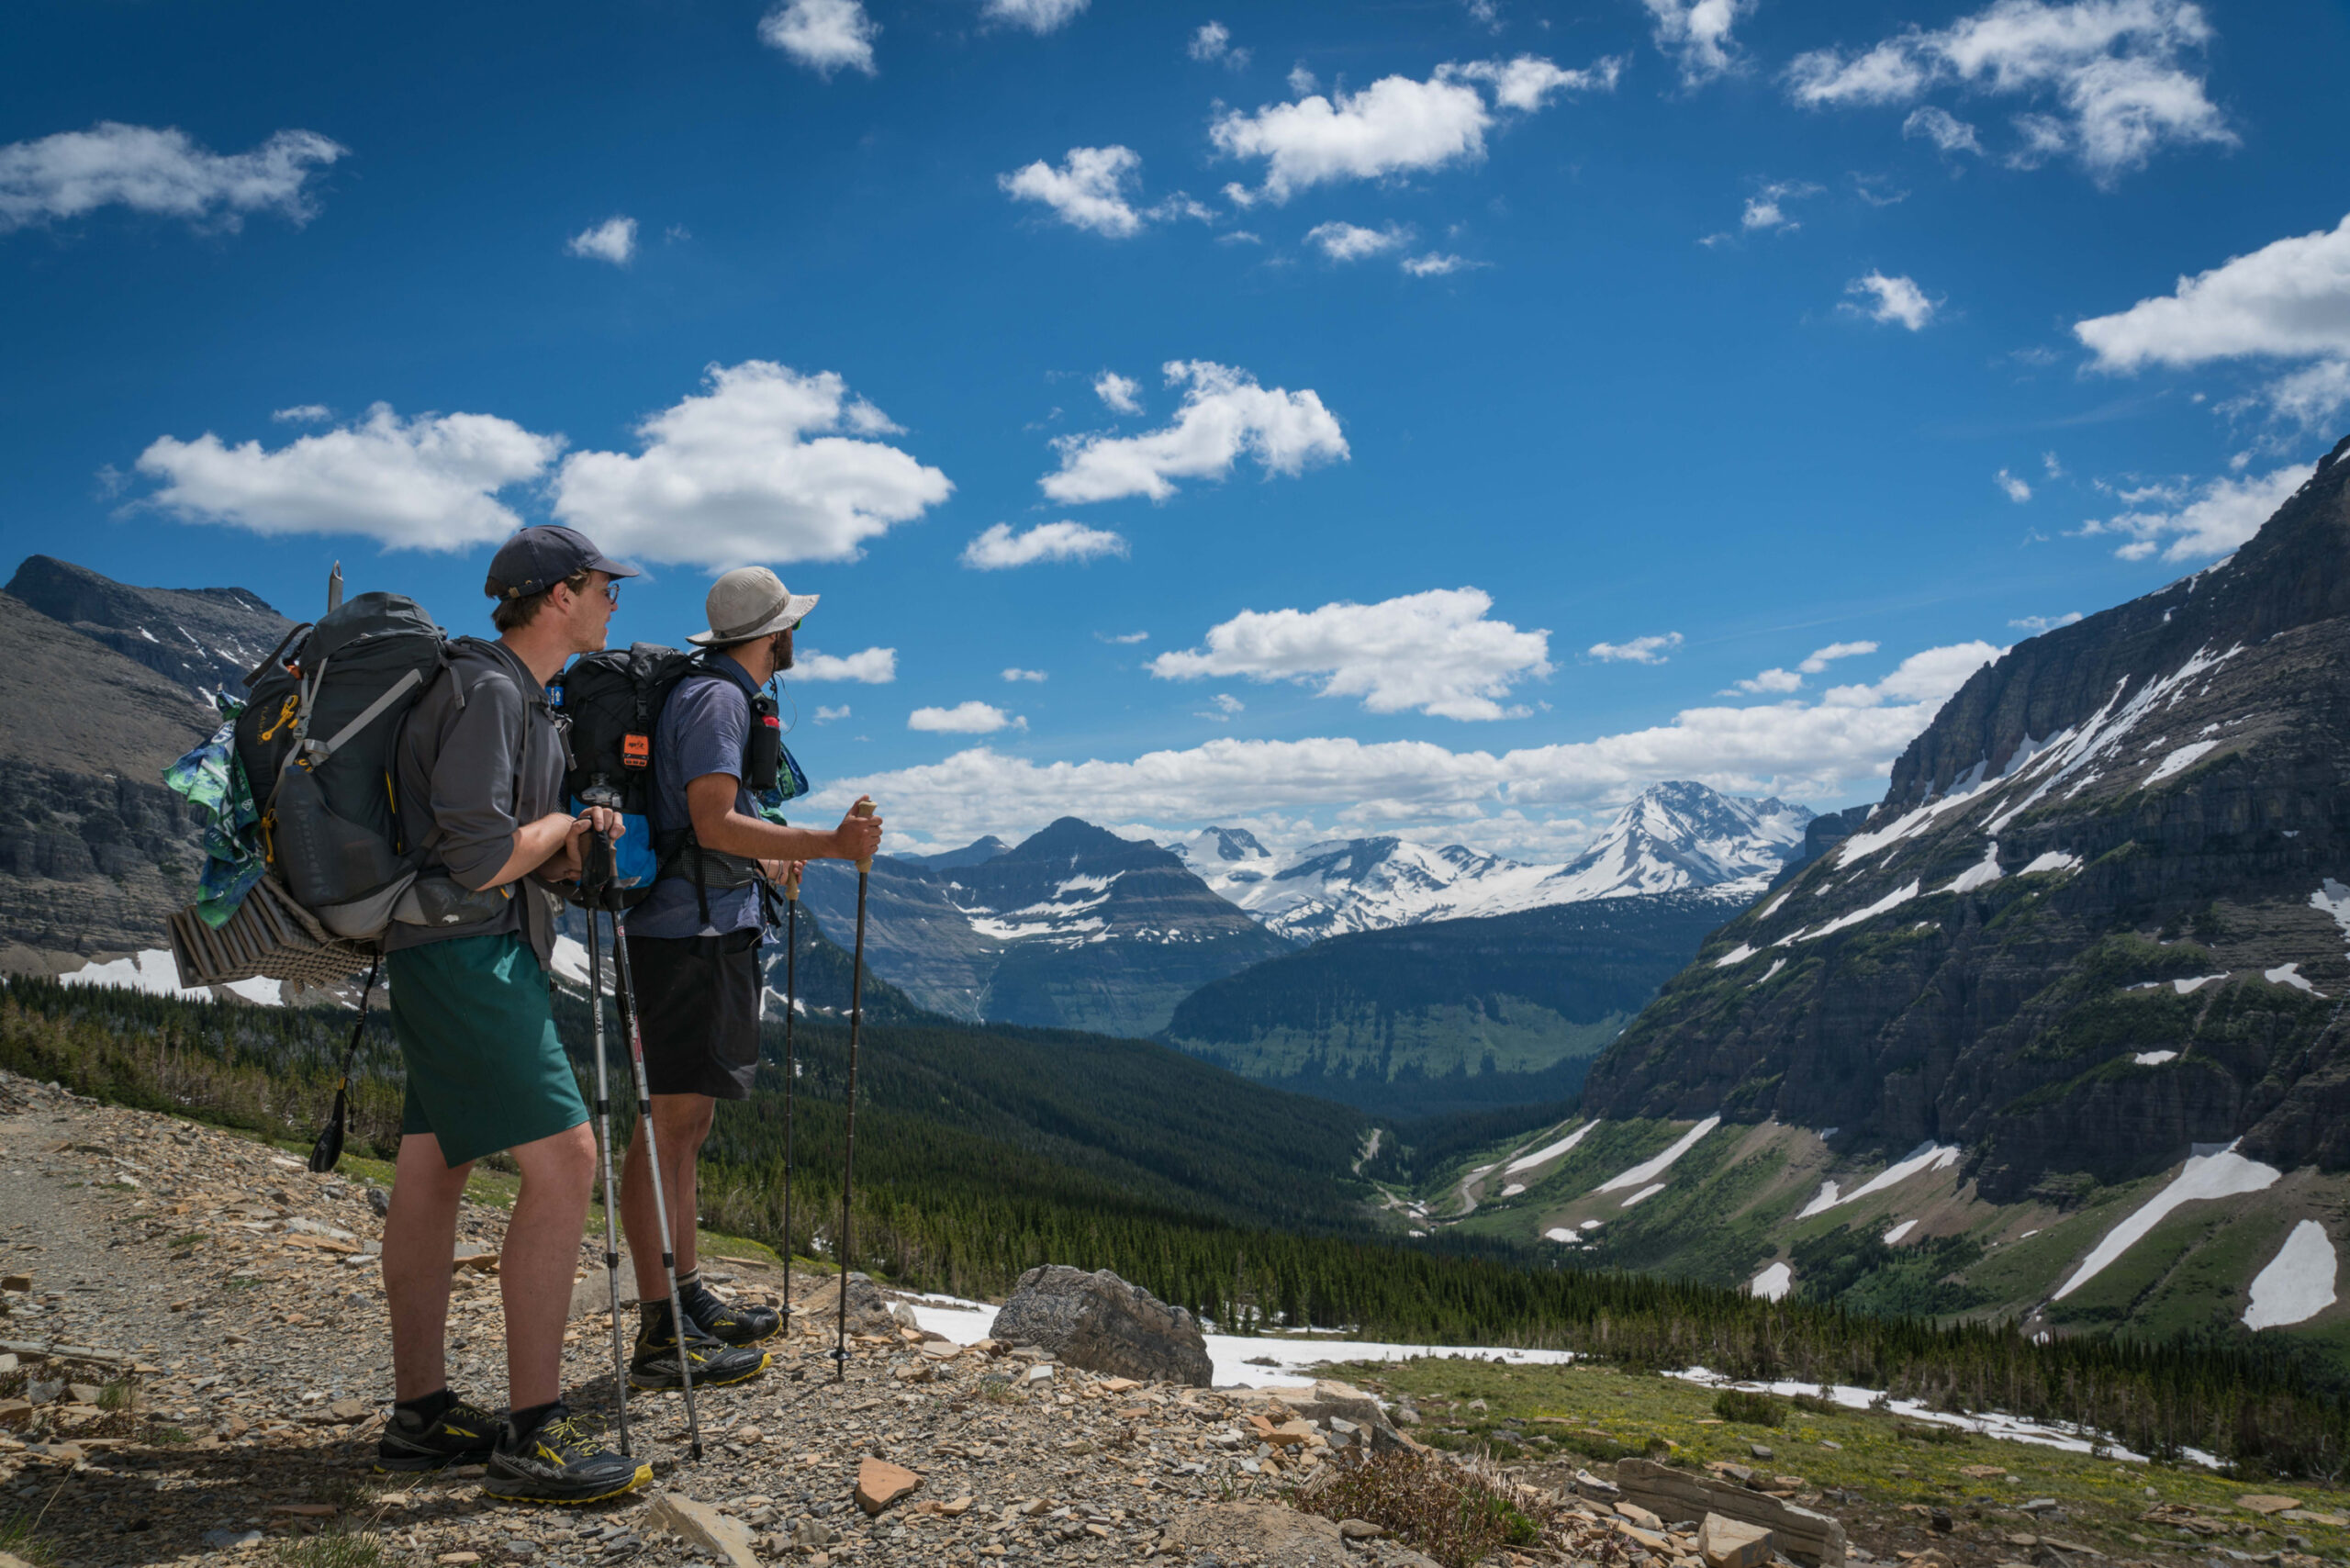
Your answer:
[619,566,882,1386]
[375,525,652,1505]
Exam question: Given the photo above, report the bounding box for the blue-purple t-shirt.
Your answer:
[625,655,763,939]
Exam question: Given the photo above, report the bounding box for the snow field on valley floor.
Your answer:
[903,1293,1578,1390]
[2242,1220,2340,1331]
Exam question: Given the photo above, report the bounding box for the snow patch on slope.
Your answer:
[1749,1262,1793,1301]
[1596,1115,1721,1194]
[1505,1122,1594,1176]
[2243,1221,2338,1330]
[61,948,282,1006]
[2054,1143,2281,1301]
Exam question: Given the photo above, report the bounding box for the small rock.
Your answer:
[67,1383,103,1406]
[1,1273,29,1293]
[2238,1495,2302,1517]
[1700,1514,1775,1568]
[330,1398,370,1422]
[368,1186,391,1216]
[856,1457,922,1515]
[23,1380,63,1406]
[1749,1442,1774,1460]
[437,1554,482,1566]
[1339,1519,1383,1540]
[202,1529,265,1549]
[1617,1504,1665,1531]
[648,1491,759,1568]
[495,1540,537,1562]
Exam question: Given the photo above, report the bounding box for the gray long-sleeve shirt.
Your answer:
[384,637,567,969]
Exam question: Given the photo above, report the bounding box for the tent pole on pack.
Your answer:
[610,907,703,1460]
[580,816,633,1455]
[781,864,802,1338]
[833,798,877,1382]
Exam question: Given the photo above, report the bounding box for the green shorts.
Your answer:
[388,933,588,1168]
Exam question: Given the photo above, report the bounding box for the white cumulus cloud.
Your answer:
[550,360,951,569]
[1845,271,1939,330]
[793,646,898,683]
[565,216,637,266]
[1041,360,1347,504]
[1210,55,1614,206]
[1093,371,1142,413]
[1997,467,2033,502]
[1903,105,1984,155]
[960,521,1129,569]
[983,0,1086,33]
[0,121,346,232]
[1588,633,1684,664]
[1785,0,2232,185]
[1644,0,1755,84]
[135,404,561,550]
[1742,180,1819,232]
[1402,252,1474,277]
[1800,640,1880,673]
[1002,667,1048,682]
[800,639,2007,849]
[910,701,1024,734]
[2074,213,2350,429]
[1190,21,1248,68]
[1307,221,1412,262]
[1151,588,1550,722]
[2009,610,2084,632]
[2077,463,2310,562]
[272,404,331,423]
[814,704,852,723]
[1000,146,1155,238]
[758,0,879,76]
[1727,667,1805,695]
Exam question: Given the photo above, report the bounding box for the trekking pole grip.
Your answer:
[851,798,877,874]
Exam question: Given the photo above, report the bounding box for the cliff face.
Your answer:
[1581,435,2350,1202]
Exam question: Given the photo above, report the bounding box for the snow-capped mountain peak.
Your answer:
[1178,782,1814,942]
[1539,781,1812,902]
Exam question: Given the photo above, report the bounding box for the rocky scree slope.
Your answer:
[797,817,1291,1037]
[1581,434,2350,1204]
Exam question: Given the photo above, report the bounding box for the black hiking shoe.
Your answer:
[483,1406,651,1505]
[375,1394,500,1473]
[629,1304,770,1391]
[679,1276,781,1346]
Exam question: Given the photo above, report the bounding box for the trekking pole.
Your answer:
[578,812,632,1456]
[306,954,381,1173]
[834,799,877,1382]
[610,911,703,1460]
[781,864,802,1338]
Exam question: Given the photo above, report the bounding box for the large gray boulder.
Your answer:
[989,1265,1214,1386]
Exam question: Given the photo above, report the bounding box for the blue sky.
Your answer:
[5,0,2344,858]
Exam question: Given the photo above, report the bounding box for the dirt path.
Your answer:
[0,1070,1456,1568]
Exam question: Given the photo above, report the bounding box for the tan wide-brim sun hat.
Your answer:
[687,566,820,647]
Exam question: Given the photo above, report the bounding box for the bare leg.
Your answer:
[383,1133,473,1402]
[619,1093,715,1302]
[500,1121,598,1411]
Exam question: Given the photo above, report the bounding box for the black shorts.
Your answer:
[623,928,764,1101]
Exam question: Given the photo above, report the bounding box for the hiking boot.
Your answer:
[483,1406,650,1505]
[679,1276,781,1346]
[630,1303,771,1391]
[375,1394,500,1473]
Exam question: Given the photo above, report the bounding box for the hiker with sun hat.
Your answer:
[616,566,882,1387]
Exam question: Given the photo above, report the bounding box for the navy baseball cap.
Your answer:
[484,525,641,600]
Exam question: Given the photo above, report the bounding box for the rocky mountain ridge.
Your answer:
[1581,433,2350,1213]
